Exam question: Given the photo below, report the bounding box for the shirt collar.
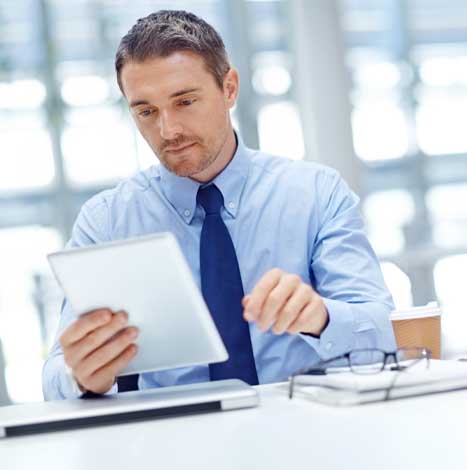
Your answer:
[158,132,251,224]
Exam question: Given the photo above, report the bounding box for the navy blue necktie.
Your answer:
[197,184,259,385]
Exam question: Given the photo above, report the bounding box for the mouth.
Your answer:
[165,142,197,154]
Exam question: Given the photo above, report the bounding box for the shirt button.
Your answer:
[228,201,235,209]
[183,209,191,217]
[326,342,333,350]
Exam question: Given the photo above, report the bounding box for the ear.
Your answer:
[223,68,239,109]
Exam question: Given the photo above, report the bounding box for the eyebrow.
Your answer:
[129,88,201,108]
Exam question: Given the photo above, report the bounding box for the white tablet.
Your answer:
[48,233,228,376]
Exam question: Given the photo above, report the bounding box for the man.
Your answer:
[43,10,395,400]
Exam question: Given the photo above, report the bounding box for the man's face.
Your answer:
[120,51,238,179]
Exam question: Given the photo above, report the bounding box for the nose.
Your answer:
[158,110,183,141]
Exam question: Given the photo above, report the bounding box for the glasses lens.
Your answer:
[322,355,351,371]
[396,348,430,369]
[349,349,385,374]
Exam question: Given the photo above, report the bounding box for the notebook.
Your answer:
[292,360,467,406]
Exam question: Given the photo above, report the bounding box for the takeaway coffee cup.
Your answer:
[390,302,442,359]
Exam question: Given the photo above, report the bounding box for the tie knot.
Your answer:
[197,184,224,215]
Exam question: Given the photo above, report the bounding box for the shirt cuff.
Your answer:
[62,364,118,399]
[62,364,86,399]
[299,297,356,359]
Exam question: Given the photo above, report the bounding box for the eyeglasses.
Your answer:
[289,347,432,400]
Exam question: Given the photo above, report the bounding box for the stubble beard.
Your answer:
[161,144,219,178]
[154,124,230,179]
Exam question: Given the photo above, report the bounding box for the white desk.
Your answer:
[2,383,467,470]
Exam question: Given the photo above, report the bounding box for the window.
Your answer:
[62,106,138,186]
[0,226,63,403]
[0,113,55,191]
[258,101,304,160]
[434,255,467,357]
[426,184,467,249]
[363,190,414,256]
[340,0,467,357]
[380,262,413,310]
[0,78,54,191]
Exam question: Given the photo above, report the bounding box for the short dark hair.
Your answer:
[115,10,230,93]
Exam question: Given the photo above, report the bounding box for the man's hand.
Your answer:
[59,309,139,394]
[242,268,328,336]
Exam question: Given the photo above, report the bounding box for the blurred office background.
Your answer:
[1,0,467,404]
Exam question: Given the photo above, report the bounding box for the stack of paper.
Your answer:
[293,360,467,405]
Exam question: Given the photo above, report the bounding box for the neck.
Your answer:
[191,128,237,183]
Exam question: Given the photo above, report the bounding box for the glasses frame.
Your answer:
[289,347,432,399]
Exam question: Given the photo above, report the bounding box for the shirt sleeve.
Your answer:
[42,197,118,400]
[299,169,397,359]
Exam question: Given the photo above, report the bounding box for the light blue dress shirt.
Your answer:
[42,135,396,400]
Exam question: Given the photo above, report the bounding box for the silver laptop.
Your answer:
[0,379,259,438]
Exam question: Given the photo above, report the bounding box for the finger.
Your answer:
[66,312,130,367]
[244,268,282,321]
[242,294,251,309]
[257,274,302,332]
[272,283,312,335]
[60,309,113,347]
[90,344,138,389]
[287,298,323,335]
[75,326,139,379]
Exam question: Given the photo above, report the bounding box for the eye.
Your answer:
[139,109,154,117]
[179,98,195,107]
